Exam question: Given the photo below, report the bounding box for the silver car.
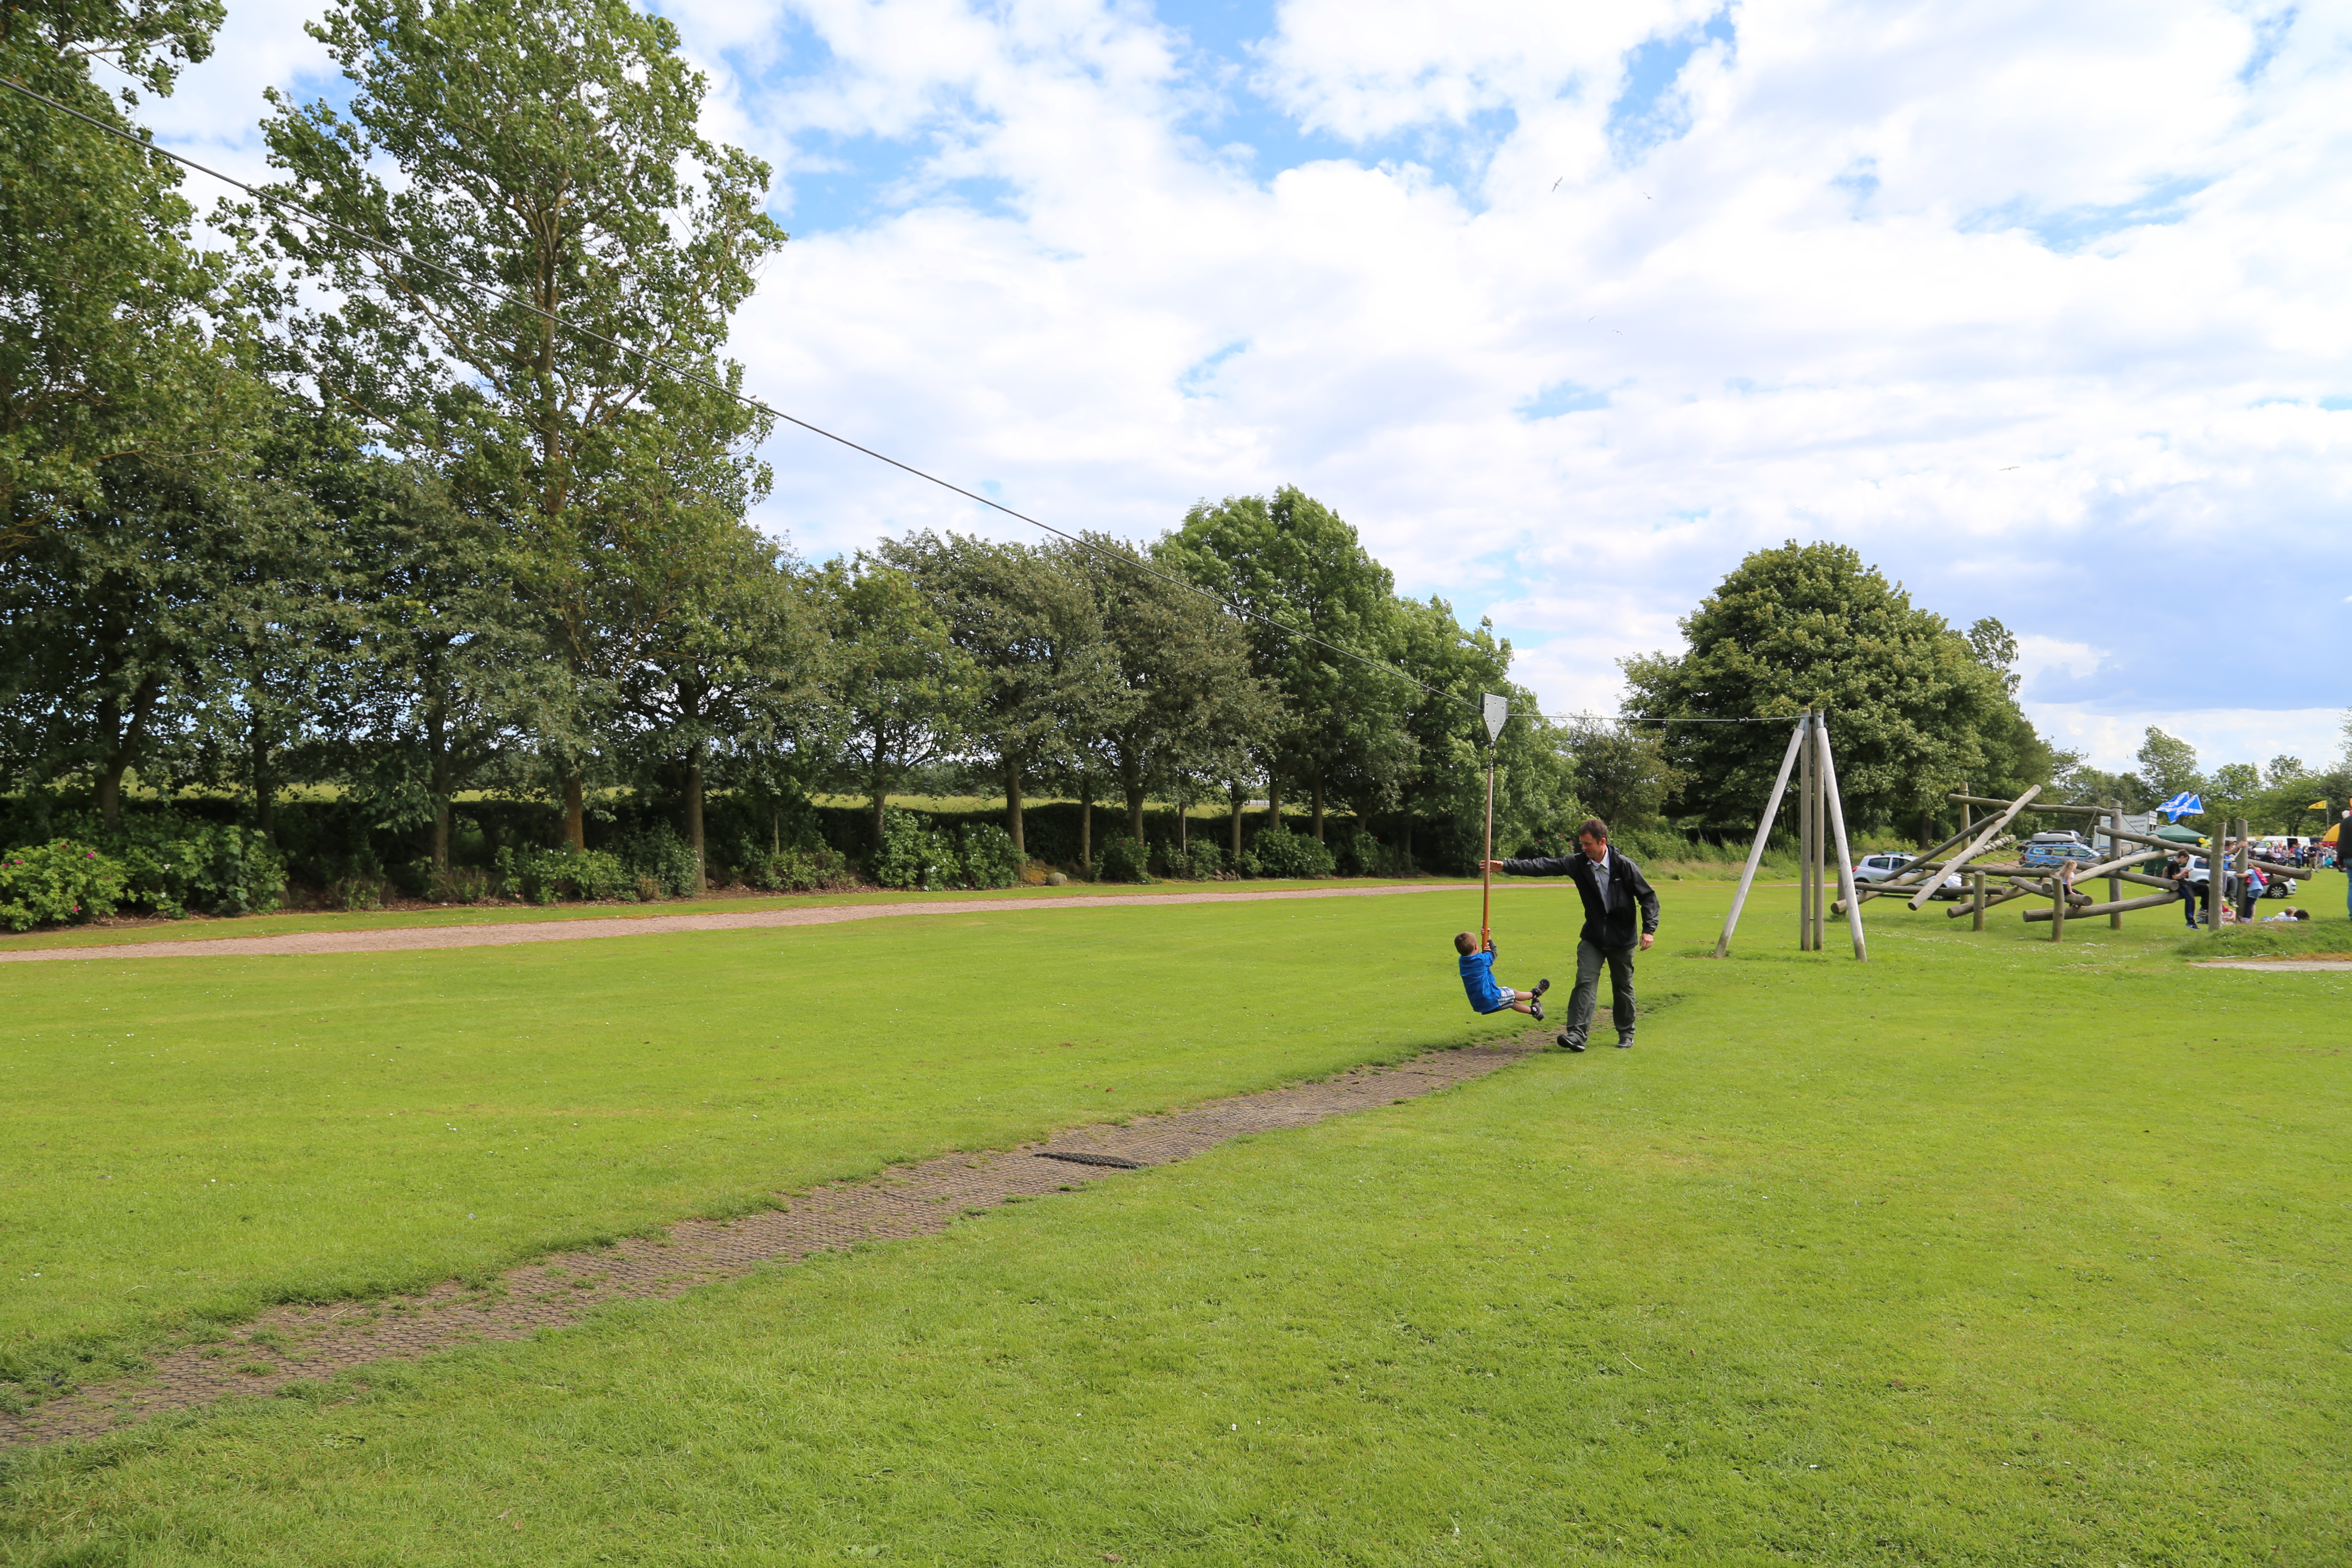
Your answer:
[1853,852,1966,898]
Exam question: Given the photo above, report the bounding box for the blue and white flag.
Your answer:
[2157,792,2203,821]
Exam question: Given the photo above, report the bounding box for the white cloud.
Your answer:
[2027,704,2347,774]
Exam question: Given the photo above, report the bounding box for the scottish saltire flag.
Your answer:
[2158,792,2203,821]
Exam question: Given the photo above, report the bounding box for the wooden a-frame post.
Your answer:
[1715,715,1805,959]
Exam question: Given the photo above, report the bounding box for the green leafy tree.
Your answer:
[1159,487,1415,841]
[335,464,554,874]
[2135,727,2205,803]
[1561,720,1684,833]
[1,0,233,554]
[876,532,1121,854]
[816,558,982,848]
[1621,542,2049,839]
[1384,597,1574,870]
[255,0,786,848]
[1078,535,1272,845]
[613,523,817,891]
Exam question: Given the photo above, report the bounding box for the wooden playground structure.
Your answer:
[1711,711,2306,958]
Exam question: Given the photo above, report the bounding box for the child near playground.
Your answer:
[1456,933,1548,1019]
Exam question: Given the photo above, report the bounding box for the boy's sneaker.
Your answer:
[1530,998,1545,1021]
[1533,978,1551,998]
[1557,1032,1586,1053]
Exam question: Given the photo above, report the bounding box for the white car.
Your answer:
[1853,853,1966,898]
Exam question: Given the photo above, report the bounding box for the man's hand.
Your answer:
[1639,932,1655,951]
[1479,859,1508,873]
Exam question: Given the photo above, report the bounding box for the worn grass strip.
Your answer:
[0,890,1573,1408]
[0,1040,1538,1448]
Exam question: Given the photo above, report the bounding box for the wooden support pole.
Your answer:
[2051,863,2070,941]
[1479,750,1495,947]
[1949,794,2107,814]
[1972,871,1985,930]
[2026,888,2184,921]
[1910,786,2043,910]
[1714,718,1807,959]
[1816,715,1867,960]
[2108,800,2124,929]
[1798,711,1816,951]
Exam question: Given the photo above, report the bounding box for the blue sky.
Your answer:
[158,0,2352,772]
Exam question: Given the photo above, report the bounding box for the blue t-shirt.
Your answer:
[1458,948,1511,1012]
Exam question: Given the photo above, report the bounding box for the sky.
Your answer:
[137,0,2352,776]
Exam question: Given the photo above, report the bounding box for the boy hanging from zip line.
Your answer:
[1456,931,1548,1019]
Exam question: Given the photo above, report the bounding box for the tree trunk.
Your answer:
[1124,760,1147,842]
[1080,778,1093,873]
[771,808,781,857]
[251,711,277,848]
[562,772,586,852]
[686,747,707,895]
[1005,759,1025,853]
[1266,771,1283,827]
[871,787,888,854]
[1311,769,1326,842]
[1229,785,1244,860]
[1400,815,1414,873]
[428,715,452,876]
[96,765,125,832]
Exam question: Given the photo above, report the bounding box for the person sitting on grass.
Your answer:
[2259,906,2312,923]
[1456,932,1548,1020]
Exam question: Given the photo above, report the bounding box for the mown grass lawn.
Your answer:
[4,873,2350,1565]
[0,882,1544,1399]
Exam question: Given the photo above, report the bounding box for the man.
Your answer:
[1483,817,1660,1052]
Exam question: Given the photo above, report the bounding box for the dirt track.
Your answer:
[0,882,1471,963]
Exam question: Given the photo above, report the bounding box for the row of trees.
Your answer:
[16,3,2318,882]
[0,0,1602,885]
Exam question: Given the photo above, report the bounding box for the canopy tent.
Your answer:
[2152,823,2205,845]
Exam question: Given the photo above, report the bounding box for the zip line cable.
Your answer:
[7,74,1781,733]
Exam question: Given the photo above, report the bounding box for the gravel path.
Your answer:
[2190,959,2352,971]
[0,882,1469,964]
[0,1035,1542,1448]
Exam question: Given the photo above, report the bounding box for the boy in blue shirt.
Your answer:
[1456,932,1547,1018]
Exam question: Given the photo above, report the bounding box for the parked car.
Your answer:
[2021,833,2097,868]
[1851,852,1966,898]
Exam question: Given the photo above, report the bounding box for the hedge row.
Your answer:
[0,793,1755,931]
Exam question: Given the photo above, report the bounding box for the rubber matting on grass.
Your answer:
[0,1037,1540,1449]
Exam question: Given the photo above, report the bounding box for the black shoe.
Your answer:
[1557,1032,1586,1053]
[1616,1035,1635,1049]
[1533,978,1551,998]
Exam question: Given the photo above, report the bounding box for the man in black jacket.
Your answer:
[1483,817,1660,1052]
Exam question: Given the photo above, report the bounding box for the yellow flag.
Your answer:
[2310,799,2330,810]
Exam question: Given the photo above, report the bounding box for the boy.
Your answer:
[1457,932,1548,1019]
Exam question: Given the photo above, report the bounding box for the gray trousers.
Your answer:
[1563,939,1637,1043]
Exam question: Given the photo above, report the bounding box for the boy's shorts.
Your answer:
[1475,992,1516,1014]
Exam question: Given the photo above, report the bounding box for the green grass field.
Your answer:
[4,872,2350,1564]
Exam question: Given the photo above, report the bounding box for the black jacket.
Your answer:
[1498,848,1660,949]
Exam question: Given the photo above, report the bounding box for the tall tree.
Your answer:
[1159,487,1413,841]
[1079,534,1271,844]
[1621,541,2048,838]
[1,0,231,555]
[876,532,1119,854]
[336,462,552,874]
[612,522,815,891]
[256,0,786,847]
[817,557,981,848]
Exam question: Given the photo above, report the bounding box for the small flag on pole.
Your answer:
[1482,693,1510,746]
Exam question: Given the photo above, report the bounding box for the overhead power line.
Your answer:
[6,74,1784,734]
